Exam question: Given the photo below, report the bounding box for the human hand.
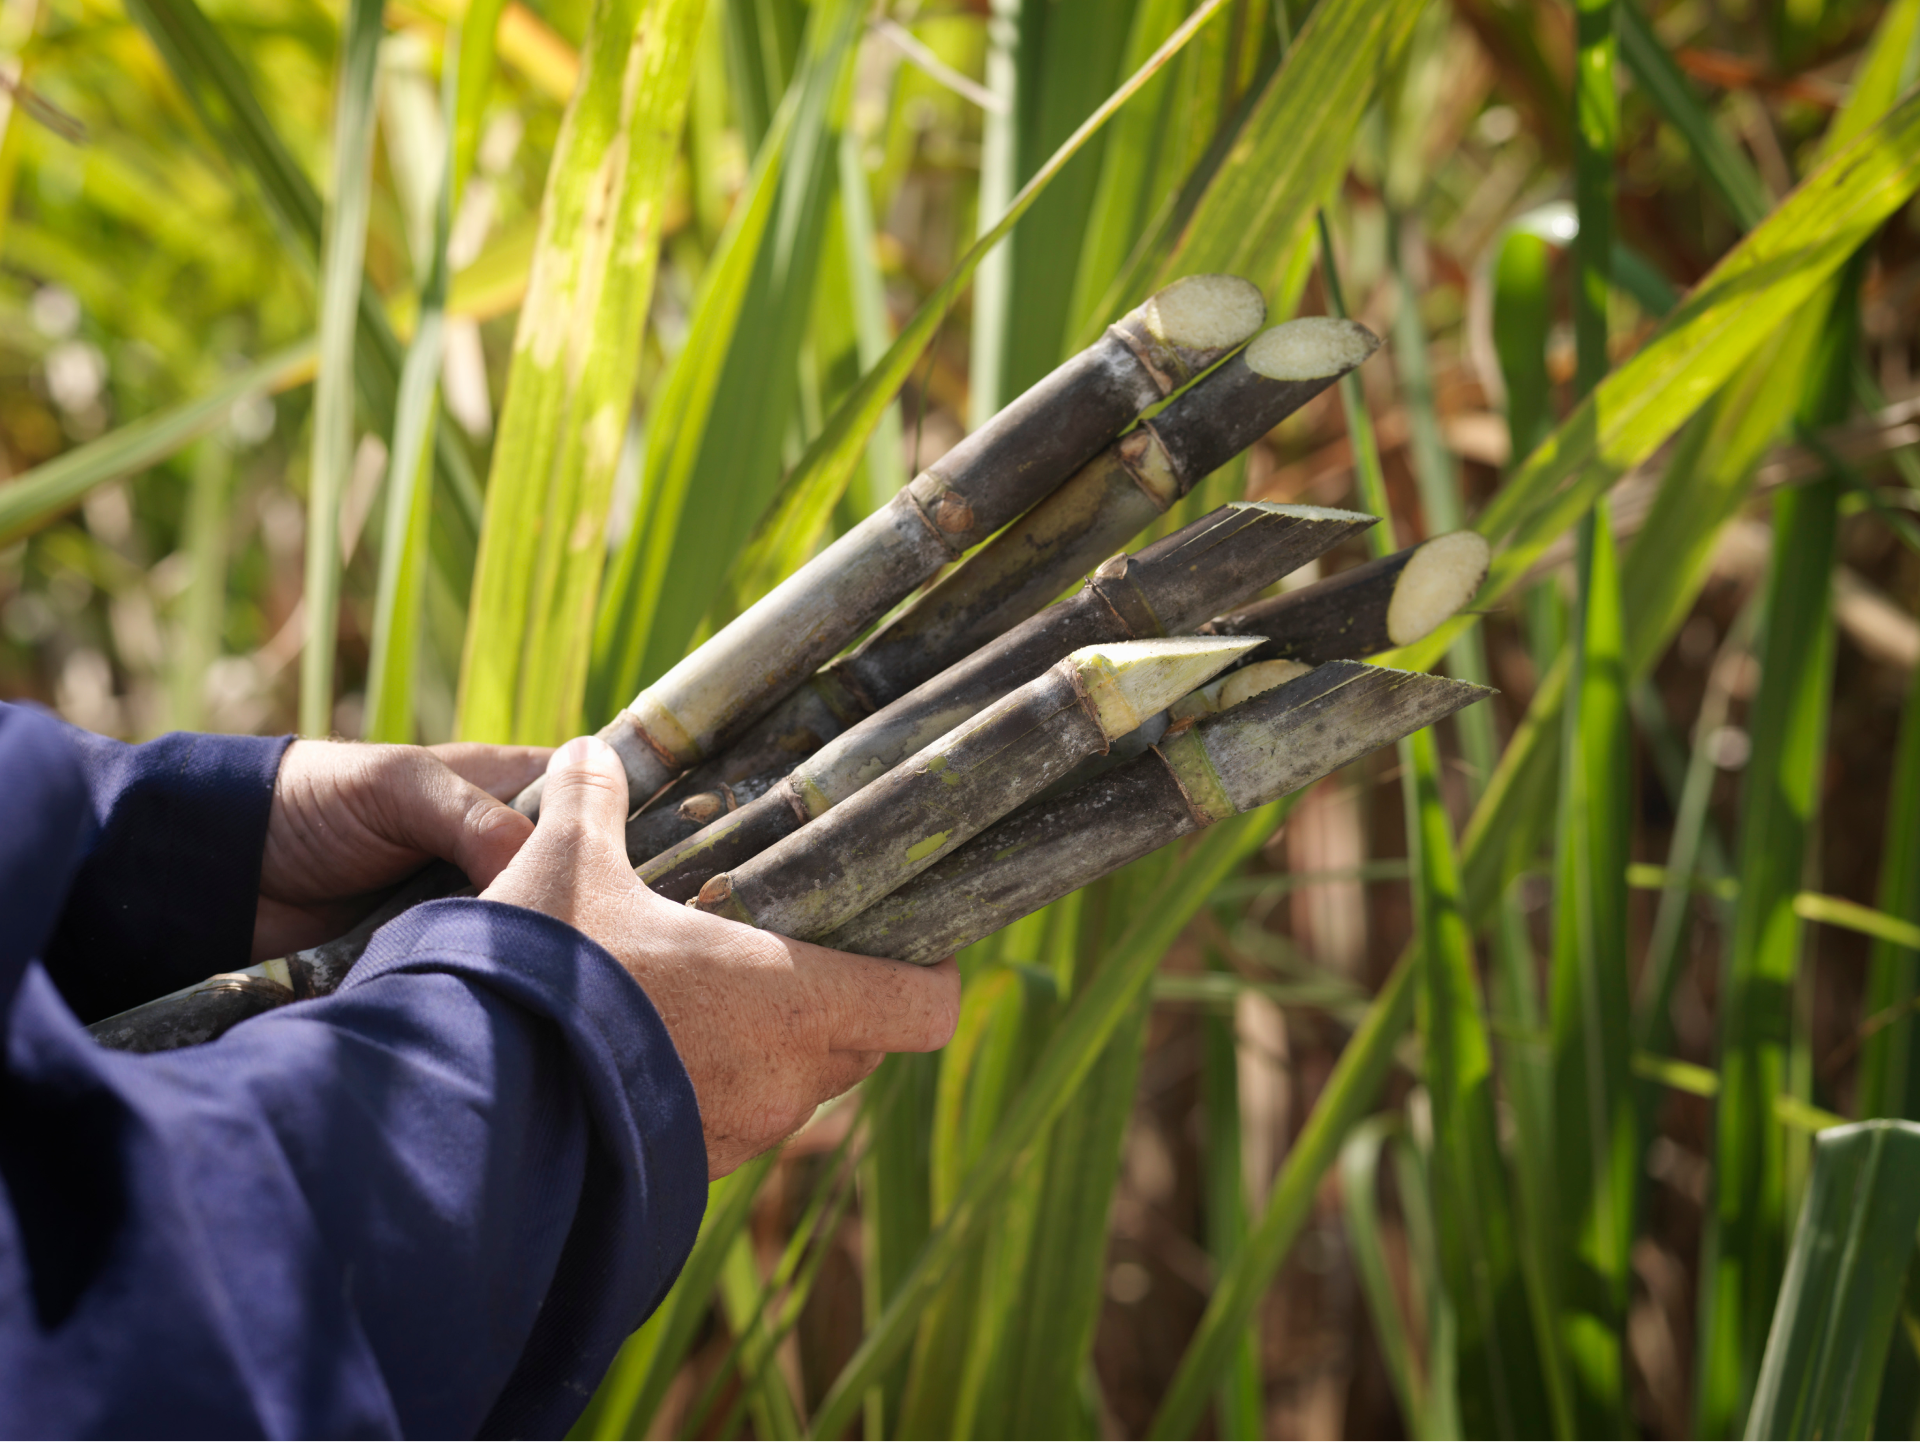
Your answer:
[255,739,552,960]
[483,735,961,1179]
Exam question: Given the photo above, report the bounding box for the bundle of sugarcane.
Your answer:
[623,315,1381,861]
[635,499,1376,900]
[93,302,1490,1055]
[514,272,1269,821]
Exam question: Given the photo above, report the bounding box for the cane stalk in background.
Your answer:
[1530,0,1636,1422]
[1697,259,1860,1439]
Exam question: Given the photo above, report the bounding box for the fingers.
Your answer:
[371,751,535,892]
[799,946,962,1055]
[430,742,554,801]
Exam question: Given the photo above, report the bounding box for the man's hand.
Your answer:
[255,740,551,960]
[483,736,961,1179]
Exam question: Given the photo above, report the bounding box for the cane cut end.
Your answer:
[1245,317,1381,381]
[1386,530,1491,646]
[1143,274,1266,359]
[1072,636,1263,739]
[1217,658,1314,711]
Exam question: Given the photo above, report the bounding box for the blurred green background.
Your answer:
[2,0,1920,1434]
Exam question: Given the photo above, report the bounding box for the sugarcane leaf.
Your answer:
[0,340,314,549]
[1745,1121,1920,1440]
[898,963,1056,1436]
[808,797,1288,1440]
[585,0,861,717]
[1698,265,1857,1440]
[1404,726,1553,1436]
[858,1049,939,1436]
[1200,953,1263,1440]
[1386,87,1920,684]
[1342,1116,1442,1436]
[1859,664,1920,1121]
[995,891,1163,1435]
[1152,944,1416,1439]
[367,11,480,744]
[994,0,1141,408]
[1548,503,1637,1431]
[299,0,382,738]
[122,0,484,534]
[694,0,1236,648]
[1616,0,1769,230]
[1089,0,1426,336]
[715,1232,806,1437]
[455,0,703,745]
[1065,0,1229,349]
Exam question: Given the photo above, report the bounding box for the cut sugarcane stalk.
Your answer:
[818,661,1490,964]
[638,501,1373,901]
[516,273,1267,820]
[1199,530,1490,665]
[623,317,1381,864]
[688,637,1261,941]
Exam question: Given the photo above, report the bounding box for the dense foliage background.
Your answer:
[2,0,1919,1434]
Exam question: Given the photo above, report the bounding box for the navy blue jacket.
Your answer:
[0,702,707,1438]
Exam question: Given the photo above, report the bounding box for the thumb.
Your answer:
[484,735,634,920]
[534,734,632,842]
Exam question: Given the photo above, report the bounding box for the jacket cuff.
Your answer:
[345,898,708,1280]
[47,725,292,1021]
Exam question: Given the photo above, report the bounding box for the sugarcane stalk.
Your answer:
[688,637,1260,941]
[819,662,1490,964]
[517,272,1267,820]
[624,317,1381,863]
[638,500,1374,901]
[1199,530,1490,665]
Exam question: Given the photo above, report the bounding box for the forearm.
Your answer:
[0,898,705,1438]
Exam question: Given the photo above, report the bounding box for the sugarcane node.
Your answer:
[1087,559,1166,638]
[678,790,728,824]
[1113,426,1182,509]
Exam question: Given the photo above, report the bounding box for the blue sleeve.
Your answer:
[21,701,292,1023]
[0,705,710,1438]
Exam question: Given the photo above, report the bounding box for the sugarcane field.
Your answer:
[2,0,1920,1436]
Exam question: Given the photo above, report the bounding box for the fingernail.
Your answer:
[551,735,606,771]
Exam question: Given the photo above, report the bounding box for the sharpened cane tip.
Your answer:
[1072,636,1264,739]
[1387,531,1491,646]
[1216,658,1314,711]
[1244,317,1381,381]
[1144,275,1267,352]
